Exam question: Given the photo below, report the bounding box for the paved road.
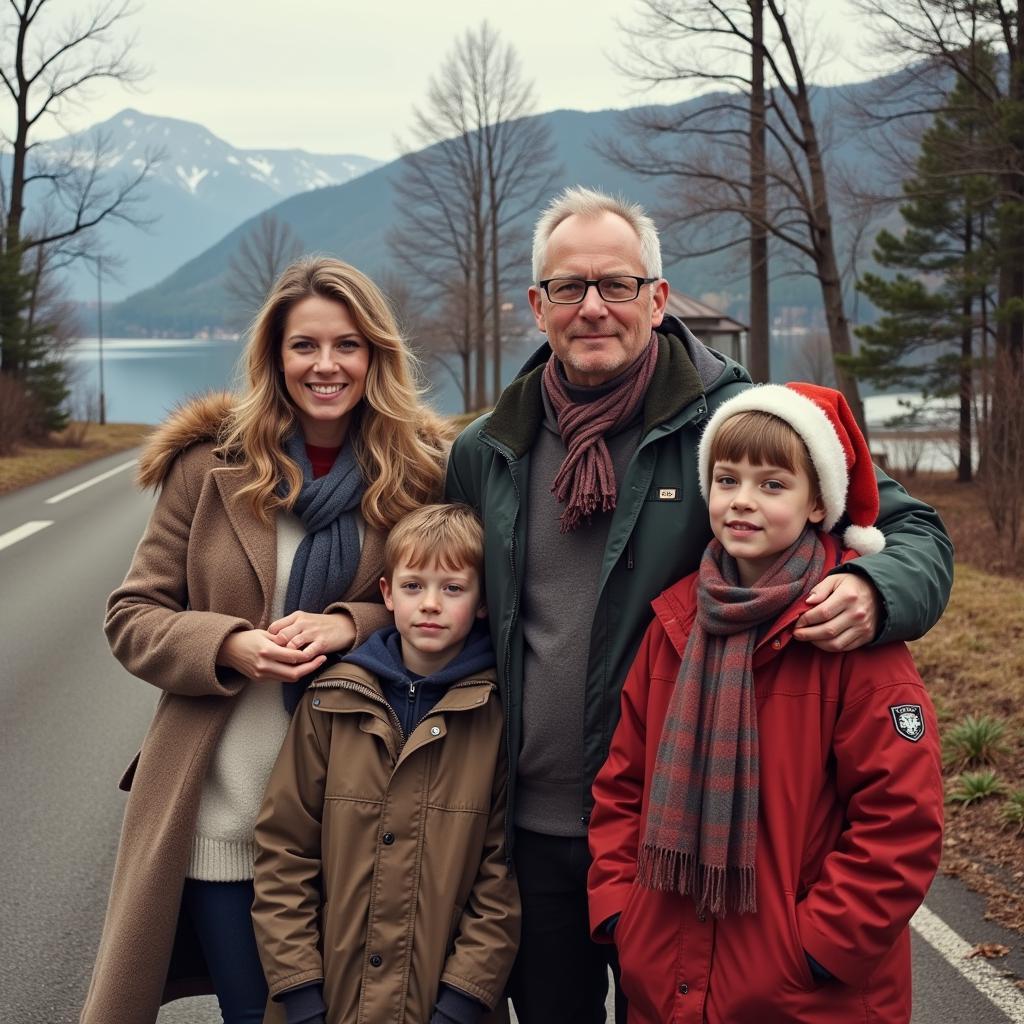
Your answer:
[1,450,1022,1023]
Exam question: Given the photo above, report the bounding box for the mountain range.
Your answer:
[51,69,908,335]
[18,108,381,300]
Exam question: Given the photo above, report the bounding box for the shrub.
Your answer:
[949,769,1004,806]
[943,714,1009,770]
[0,372,35,455]
[1000,790,1024,837]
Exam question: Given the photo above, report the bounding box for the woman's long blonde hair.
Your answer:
[216,255,451,530]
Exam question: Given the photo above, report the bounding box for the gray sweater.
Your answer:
[515,381,642,837]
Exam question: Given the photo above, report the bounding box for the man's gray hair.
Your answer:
[531,185,663,283]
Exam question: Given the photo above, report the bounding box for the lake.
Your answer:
[68,338,247,425]
[67,337,963,472]
[67,337,467,423]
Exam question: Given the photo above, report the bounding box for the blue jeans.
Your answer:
[181,878,268,1024]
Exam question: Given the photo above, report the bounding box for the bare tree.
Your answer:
[0,0,157,427]
[389,21,559,410]
[377,269,472,410]
[225,213,304,322]
[792,329,836,386]
[611,0,868,432]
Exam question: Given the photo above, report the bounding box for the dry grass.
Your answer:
[0,422,151,495]
[899,471,1024,933]
[897,472,1024,578]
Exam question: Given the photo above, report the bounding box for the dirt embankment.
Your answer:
[900,473,1024,935]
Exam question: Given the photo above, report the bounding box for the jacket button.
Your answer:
[382,832,395,845]
[697,912,706,922]
[430,725,441,736]
[369,953,383,967]
[312,698,320,706]
[771,638,782,649]
[678,982,689,995]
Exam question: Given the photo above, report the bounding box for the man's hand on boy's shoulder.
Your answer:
[793,573,879,653]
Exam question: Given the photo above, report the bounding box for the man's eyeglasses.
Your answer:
[537,276,659,305]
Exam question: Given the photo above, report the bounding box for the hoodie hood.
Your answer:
[342,621,496,738]
[136,391,235,490]
[343,620,495,687]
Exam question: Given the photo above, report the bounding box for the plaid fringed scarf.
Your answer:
[543,335,658,532]
[637,527,827,917]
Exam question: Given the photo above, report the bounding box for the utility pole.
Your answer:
[97,255,106,425]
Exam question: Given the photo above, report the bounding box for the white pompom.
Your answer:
[843,524,886,555]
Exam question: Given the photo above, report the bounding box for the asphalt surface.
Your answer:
[0,449,1022,1024]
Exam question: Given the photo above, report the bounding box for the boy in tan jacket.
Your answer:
[253,504,519,1024]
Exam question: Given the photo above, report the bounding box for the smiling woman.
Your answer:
[81,256,452,1024]
[279,295,370,447]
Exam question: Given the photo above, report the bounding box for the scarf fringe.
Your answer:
[636,844,758,917]
[558,490,617,533]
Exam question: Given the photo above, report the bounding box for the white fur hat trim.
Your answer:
[698,385,849,532]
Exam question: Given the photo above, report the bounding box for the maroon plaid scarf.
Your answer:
[543,336,658,532]
[637,527,826,916]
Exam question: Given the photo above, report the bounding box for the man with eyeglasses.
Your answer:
[445,186,952,1023]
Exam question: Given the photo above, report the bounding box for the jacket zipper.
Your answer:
[405,678,417,737]
[311,678,404,735]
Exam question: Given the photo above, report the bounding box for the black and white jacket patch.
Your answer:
[890,704,926,742]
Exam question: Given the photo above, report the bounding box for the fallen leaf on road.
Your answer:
[966,943,1010,959]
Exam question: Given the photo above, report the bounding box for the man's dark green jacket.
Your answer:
[445,318,953,834]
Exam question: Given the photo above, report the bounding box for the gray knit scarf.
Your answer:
[637,527,826,917]
[278,431,365,713]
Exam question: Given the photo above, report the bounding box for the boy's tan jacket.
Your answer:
[253,661,519,1024]
[80,393,396,1024]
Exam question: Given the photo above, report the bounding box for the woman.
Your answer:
[81,257,451,1024]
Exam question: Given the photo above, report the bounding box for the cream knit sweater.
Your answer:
[187,512,313,880]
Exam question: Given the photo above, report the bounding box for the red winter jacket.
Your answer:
[588,534,943,1024]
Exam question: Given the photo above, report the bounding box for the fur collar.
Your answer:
[136,391,235,489]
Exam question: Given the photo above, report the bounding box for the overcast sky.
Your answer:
[45,0,877,160]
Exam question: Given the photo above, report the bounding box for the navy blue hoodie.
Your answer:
[342,620,496,738]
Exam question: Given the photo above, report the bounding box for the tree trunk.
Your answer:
[473,199,488,411]
[490,204,502,405]
[958,211,973,483]
[748,0,770,383]
[794,84,867,436]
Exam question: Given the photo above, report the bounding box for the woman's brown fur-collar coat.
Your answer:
[80,393,405,1024]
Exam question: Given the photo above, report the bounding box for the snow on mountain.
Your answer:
[44,107,381,200]
[22,108,381,299]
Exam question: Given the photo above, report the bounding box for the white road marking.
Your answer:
[0,520,54,551]
[43,459,136,504]
[912,903,1024,1021]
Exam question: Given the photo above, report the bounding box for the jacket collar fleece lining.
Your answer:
[483,327,706,460]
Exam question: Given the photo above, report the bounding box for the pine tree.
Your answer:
[850,60,998,482]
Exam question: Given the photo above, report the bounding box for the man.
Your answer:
[445,186,953,1023]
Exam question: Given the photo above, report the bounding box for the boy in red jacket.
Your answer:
[588,383,944,1024]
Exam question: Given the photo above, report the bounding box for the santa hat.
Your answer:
[698,382,885,555]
